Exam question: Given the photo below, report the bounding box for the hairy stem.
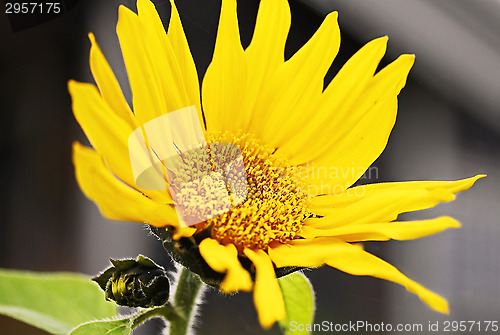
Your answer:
[169,267,204,335]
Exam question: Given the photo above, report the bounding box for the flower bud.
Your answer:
[92,255,170,308]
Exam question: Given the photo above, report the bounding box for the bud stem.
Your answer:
[130,303,178,329]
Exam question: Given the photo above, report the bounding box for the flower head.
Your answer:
[70,0,484,329]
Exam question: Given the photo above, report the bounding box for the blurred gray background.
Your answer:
[1,0,499,334]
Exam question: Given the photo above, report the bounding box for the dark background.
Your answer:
[1,0,499,334]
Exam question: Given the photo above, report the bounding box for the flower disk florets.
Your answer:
[192,133,310,251]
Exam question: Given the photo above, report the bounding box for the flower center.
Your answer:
[171,132,309,251]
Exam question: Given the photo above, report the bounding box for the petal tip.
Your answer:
[369,35,389,52]
[117,4,136,22]
[67,80,95,97]
[436,300,450,315]
[402,53,416,62]
[440,216,461,228]
[326,11,339,20]
[137,0,156,16]
[459,174,487,192]
[72,140,84,151]
[67,79,79,92]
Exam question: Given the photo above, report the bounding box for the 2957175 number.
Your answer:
[5,2,61,14]
[443,321,499,332]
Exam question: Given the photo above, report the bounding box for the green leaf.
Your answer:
[69,317,132,335]
[0,268,118,335]
[278,271,315,335]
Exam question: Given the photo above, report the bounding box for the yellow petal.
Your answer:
[255,12,341,148]
[118,3,200,126]
[88,33,136,130]
[69,80,136,184]
[277,36,388,163]
[269,238,449,314]
[303,55,415,192]
[135,0,202,123]
[172,226,197,240]
[116,5,168,124]
[244,249,286,329]
[198,238,252,293]
[73,142,178,227]
[245,0,290,65]
[347,174,486,202]
[165,0,203,124]
[310,175,485,220]
[68,80,171,204]
[308,185,455,229]
[311,54,414,165]
[201,0,246,133]
[303,96,398,197]
[235,0,291,132]
[300,216,460,241]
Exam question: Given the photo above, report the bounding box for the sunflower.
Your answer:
[69,0,484,329]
